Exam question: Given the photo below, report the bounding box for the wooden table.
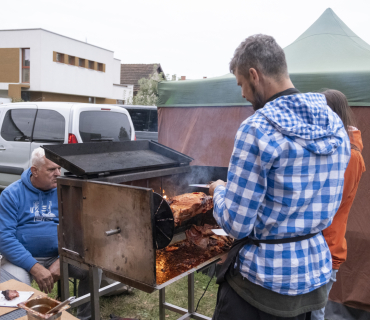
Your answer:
[0,270,78,320]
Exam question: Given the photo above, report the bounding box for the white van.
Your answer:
[0,102,135,189]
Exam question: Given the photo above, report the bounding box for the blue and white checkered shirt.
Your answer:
[213,92,351,295]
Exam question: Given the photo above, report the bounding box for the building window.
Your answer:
[69,56,75,65]
[97,63,103,71]
[21,91,31,102]
[22,48,30,83]
[117,100,124,105]
[79,58,85,67]
[88,61,94,69]
[56,53,64,63]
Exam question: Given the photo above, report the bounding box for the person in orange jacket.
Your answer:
[311,89,366,320]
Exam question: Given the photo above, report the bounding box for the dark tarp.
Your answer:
[157,8,370,313]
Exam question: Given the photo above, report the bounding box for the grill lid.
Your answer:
[43,140,193,177]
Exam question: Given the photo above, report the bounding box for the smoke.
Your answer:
[160,166,228,197]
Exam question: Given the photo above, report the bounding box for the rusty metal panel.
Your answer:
[58,178,85,262]
[81,180,156,286]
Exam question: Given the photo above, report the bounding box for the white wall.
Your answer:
[113,59,121,85]
[122,85,134,103]
[0,29,122,99]
[0,98,11,104]
[0,90,11,102]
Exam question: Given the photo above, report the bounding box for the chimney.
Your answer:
[181,76,186,80]
[203,77,207,79]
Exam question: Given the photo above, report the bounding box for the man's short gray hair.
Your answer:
[230,34,289,81]
[31,147,45,168]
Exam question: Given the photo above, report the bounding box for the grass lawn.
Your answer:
[32,272,218,320]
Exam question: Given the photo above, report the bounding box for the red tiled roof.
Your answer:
[120,64,164,92]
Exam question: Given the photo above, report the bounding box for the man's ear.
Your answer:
[30,166,38,177]
[248,68,259,86]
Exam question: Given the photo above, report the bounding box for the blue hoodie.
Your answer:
[0,168,59,271]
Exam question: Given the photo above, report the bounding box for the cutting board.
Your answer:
[0,279,45,316]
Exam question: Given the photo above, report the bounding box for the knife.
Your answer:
[188,184,210,188]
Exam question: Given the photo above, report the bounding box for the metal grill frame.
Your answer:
[44,142,228,320]
[57,165,228,320]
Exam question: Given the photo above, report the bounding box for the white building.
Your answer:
[0,28,134,104]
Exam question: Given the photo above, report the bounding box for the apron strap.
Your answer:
[216,232,319,284]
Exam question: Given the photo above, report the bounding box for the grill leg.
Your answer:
[89,266,101,320]
[188,273,195,314]
[159,287,166,320]
[60,256,70,301]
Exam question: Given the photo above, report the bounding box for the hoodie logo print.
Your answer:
[30,201,56,221]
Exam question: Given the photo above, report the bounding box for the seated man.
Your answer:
[0,147,97,320]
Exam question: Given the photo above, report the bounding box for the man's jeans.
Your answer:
[311,269,338,320]
[1,256,102,320]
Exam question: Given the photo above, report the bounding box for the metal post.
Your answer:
[89,266,101,320]
[159,287,166,320]
[188,273,195,314]
[60,256,70,301]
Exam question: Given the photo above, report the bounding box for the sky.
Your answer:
[1,0,370,79]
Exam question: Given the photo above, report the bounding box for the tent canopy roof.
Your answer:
[158,8,370,107]
[285,8,370,73]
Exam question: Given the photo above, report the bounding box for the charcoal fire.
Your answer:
[156,225,233,285]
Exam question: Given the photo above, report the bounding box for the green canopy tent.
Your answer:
[159,8,370,108]
[157,8,370,316]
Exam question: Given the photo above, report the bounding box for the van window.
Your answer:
[148,110,158,132]
[33,110,65,142]
[79,111,131,142]
[126,109,149,131]
[1,109,36,141]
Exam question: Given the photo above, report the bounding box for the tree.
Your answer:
[129,65,177,106]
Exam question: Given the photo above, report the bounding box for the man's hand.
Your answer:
[29,263,54,293]
[209,180,227,196]
[217,252,229,265]
[48,259,60,282]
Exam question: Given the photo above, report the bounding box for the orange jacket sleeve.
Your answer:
[323,148,365,269]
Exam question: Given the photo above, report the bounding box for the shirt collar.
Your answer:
[265,88,301,104]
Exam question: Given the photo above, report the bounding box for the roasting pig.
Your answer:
[167,192,213,227]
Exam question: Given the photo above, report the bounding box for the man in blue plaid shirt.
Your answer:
[210,35,350,320]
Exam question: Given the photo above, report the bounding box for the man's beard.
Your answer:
[250,83,265,111]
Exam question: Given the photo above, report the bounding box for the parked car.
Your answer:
[118,105,158,141]
[0,102,135,189]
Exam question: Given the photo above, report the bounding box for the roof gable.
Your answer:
[120,64,164,91]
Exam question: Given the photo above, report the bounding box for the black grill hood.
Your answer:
[42,140,193,177]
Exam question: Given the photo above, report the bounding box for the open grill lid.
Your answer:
[43,140,193,177]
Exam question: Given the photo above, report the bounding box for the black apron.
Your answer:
[216,233,319,284]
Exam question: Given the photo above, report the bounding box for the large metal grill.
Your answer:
[43,141,228,294]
